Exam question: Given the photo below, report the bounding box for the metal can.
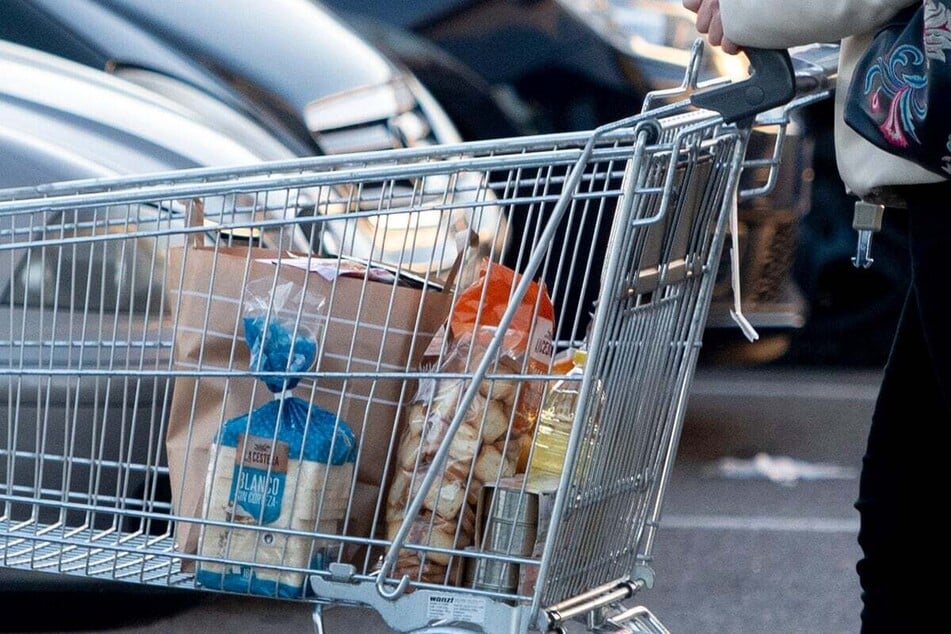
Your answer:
[463,547,520,593]
[476,484,538,556]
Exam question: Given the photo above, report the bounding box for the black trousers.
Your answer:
[855,184,951,632]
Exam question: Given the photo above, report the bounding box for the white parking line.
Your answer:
[660,514,859,533]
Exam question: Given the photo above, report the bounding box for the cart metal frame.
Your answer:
[0,41,834,633]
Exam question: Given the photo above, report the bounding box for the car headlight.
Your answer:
[305,75,506,274]
[312,171,503,276]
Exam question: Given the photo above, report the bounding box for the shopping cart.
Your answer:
[0,41,835,633]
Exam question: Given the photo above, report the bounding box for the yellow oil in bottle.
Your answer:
[527,349,593,485]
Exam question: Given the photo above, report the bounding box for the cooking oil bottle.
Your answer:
[527,348,601,486]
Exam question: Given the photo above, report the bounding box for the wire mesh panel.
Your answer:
[0,96,768,632]
[536,124,742,608]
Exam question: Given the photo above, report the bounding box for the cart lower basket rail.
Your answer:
[0,43,831,633]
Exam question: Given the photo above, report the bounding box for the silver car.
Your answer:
[0,38,312,591]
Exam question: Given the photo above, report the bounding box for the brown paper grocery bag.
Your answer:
[164,245,458,567]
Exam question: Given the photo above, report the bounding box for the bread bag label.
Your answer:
[230,434,289,524]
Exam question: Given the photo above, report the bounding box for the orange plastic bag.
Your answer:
[385,260,555,586]
[449,261,555,434]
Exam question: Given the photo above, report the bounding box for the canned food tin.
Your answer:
[476,484,538,556]
[463,547,519,593]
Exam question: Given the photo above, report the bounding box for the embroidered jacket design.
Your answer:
[861,0,951,171]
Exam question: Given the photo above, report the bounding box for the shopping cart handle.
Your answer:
[690,48,795,124]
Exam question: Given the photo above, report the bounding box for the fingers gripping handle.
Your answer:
[690,48,795,123]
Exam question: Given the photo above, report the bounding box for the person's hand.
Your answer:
[682,0,741,54]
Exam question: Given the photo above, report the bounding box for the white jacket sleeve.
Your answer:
[718,0,917,47]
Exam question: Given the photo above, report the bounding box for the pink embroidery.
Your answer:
[879,86,911,147]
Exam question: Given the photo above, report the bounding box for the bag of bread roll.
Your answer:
[385,261,554,586]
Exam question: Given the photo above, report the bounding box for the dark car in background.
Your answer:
[0,0,507,277]
[0,0,463,156]
[323,0,905,365]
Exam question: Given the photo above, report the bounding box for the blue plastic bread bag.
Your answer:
[196,279,356,599]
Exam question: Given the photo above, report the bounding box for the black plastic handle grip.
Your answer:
[689,48,795,123]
